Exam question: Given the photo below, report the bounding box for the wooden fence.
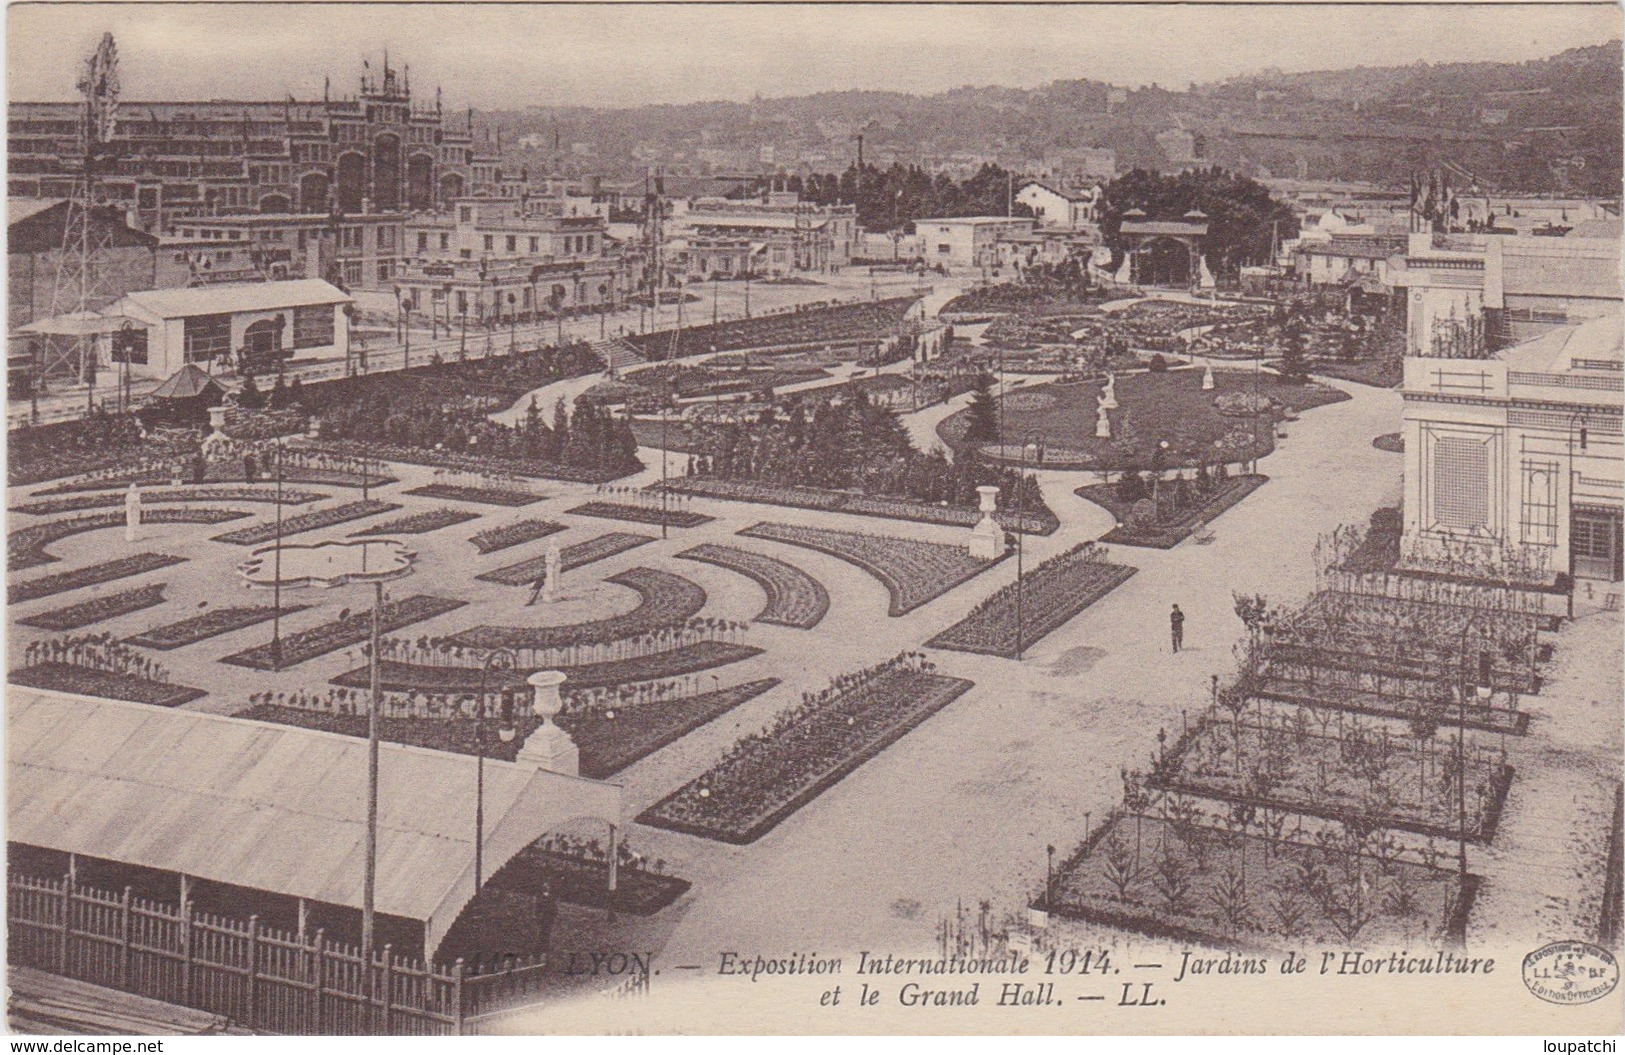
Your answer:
[7,872,555,1035]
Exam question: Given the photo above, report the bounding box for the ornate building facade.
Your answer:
[8,58,497,231]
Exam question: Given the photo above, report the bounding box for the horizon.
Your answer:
[7,3,1622,111]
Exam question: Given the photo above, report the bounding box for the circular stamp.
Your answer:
[1522,941,1620,1005]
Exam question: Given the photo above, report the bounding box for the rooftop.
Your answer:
[111,279,351,319]
[1499,313,1623,373]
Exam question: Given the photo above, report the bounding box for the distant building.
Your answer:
[916,216,1035,269]
[9,58,487,231]
[668,193,858,278]
[1014,182,1102,230]
[168,211,406,289]
[100,279,351,380]
[1156,127,1201,166]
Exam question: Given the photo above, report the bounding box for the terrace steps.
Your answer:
[593,337,648,374]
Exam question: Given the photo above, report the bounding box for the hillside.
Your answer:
[485,42,1622,194]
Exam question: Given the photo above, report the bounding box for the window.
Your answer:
[459,206,472,222]
[439,233,450,250]
[483,234,494,251]
[417,232,429,251]
[183,313,232,364]
[938,243,952,254]
[378,226,395,250]
[342,260,362,286]
[530,237,539,253]
[1520,461,1558,547]
[506,235,516,252]
[1433,437,1489,531]
[378,261,393,283]
[292,305,335,349]
[111,327,148,366]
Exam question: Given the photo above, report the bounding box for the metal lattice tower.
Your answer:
[41,32,122,390]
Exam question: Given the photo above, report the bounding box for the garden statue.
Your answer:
[968,484,1002,559]
[1101,372,1118,409]
[201,402,232,459]
[1202,360,1215,391]
[1095,397,1112,439]
[124,483,142,542]
[543,538,562,603]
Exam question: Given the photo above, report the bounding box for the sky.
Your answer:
[7,3,1622,110]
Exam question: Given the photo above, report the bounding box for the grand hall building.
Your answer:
[8,58,497,231]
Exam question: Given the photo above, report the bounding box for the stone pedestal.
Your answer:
[1201,361,1215,391]
[124,484,142,543]
[517,670,578,776]
[1095,405,1112,439]
[968,484,1002,560]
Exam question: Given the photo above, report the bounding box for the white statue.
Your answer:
[1095,399,1112,439]
[1202,360,1216,391]
[543,539,562,603]
[1101,372,1118,409]
[124,483,142,543]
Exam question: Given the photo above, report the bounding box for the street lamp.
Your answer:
[395,286,411,372]
[660,397,672,541]
[507,292,518,354]
[712,273,720,326]
[474,649,519,895]
[1016,429,1045,660]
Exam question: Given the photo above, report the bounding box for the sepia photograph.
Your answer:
[3,0,1622,1037]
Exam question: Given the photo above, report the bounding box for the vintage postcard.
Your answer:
[4,0,1622,1037]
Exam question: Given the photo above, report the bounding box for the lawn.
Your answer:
[938,367,1348,471]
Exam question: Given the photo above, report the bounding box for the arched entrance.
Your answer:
[258,193,290,214]
[439,172,465,209]
[335,152,367,214]
[239,317,286,375]
[407,154,435,212]
[372,133,402,212]
[1134,235,1197,287]
[297,171,330,213]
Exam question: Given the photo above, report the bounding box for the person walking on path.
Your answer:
[526,568,548,607]
[1170,604,1185,653]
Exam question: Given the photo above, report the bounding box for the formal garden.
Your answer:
[639,652,973,843]
[469,518,565,554]
[738,521,1003,616]
[1076,467,1268,549]
[926,543,1137,657]
[11,634,205,707]
[12,484,328,514]
[565,500,714,529]
[125,603,313,650]
[453,568,710,654]
[9,507,250,570]
[677,544,830,629]
[210,499,400,545]
[623,297,920,360]
[19,582,169,632]
[350,507,481,537]
[220,595,467,671]
[10,552,187,604]
[476,533,654,585]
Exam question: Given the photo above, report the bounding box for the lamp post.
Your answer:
[1454,611,1493,945]
[660,398,672,541]
[475,649,519,895]
[458,304,468,361]
[270,441,285,667]
[712,273,720,326]
[1016,430,1045,660]
[508,292,518,354]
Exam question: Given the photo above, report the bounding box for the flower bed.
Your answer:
[9,663,205,707]
[331,640,764,693]
[1146,708,1514,843]
[219,595,467,671]
[1081,475,1270,549]
[565,501,714,529]
[10,553,187,604]
[737,522,1003,616]
[493,848,691,916]
[470,518,567,553]
[403,483,544,507]
[1373,432,1405,454]
[125,604,314,650]
[662,477,1058,535]
[477,533,654,585]
[677,544,829,629]
[33,464,392,494]
[638,656,973,843]
[306,438,636,485]
[452,568,707,651]
[349,507,481,537]
[926,544,1137,657]
[12,486,328,515]
[9,508,251,570]
[210,500,401,545]
[1256,678,1530,737]
[1048,810,1471,949]
[20,584,168,631]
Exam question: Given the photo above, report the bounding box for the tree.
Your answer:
[963,372,999,443]
[237,373,265,409]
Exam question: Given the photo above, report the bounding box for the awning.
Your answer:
[17,311,131,337]
[8,688,624,955]
[148,364,228,400]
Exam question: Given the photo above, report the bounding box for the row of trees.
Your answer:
[752,162,1032,233]
[1100,166,1299,276]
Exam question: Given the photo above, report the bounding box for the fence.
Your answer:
[7,872,555,1035]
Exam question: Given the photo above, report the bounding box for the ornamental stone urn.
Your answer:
[968,484,1002,559]
[1095,398,1112,439]
[517,670,578,776]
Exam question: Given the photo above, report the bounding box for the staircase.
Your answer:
[590,337,647,375]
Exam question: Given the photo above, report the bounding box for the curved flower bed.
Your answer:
[1079,475,1270,550]
[125,604,314,650]
[452,568,708,651]
[477,532,654,585]
[349,507,480,537]
[331,640,764,693]
[12,486,328,515]
[21,584,168,632]
[638,656,973,843]
[9,663,206,707]
[404,483,544,507]
[565,501,713,529]
[10,553,187,604]
[677,544,829,629]
[469,518,566,553]
[9,508,251,570]
[219,595,467,671]
[927,544,1137,657]
[210,500,401,545]
[738,522,1002,616]
[662,477,1058,535]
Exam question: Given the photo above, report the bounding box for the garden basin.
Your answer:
[238,537,416,589]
